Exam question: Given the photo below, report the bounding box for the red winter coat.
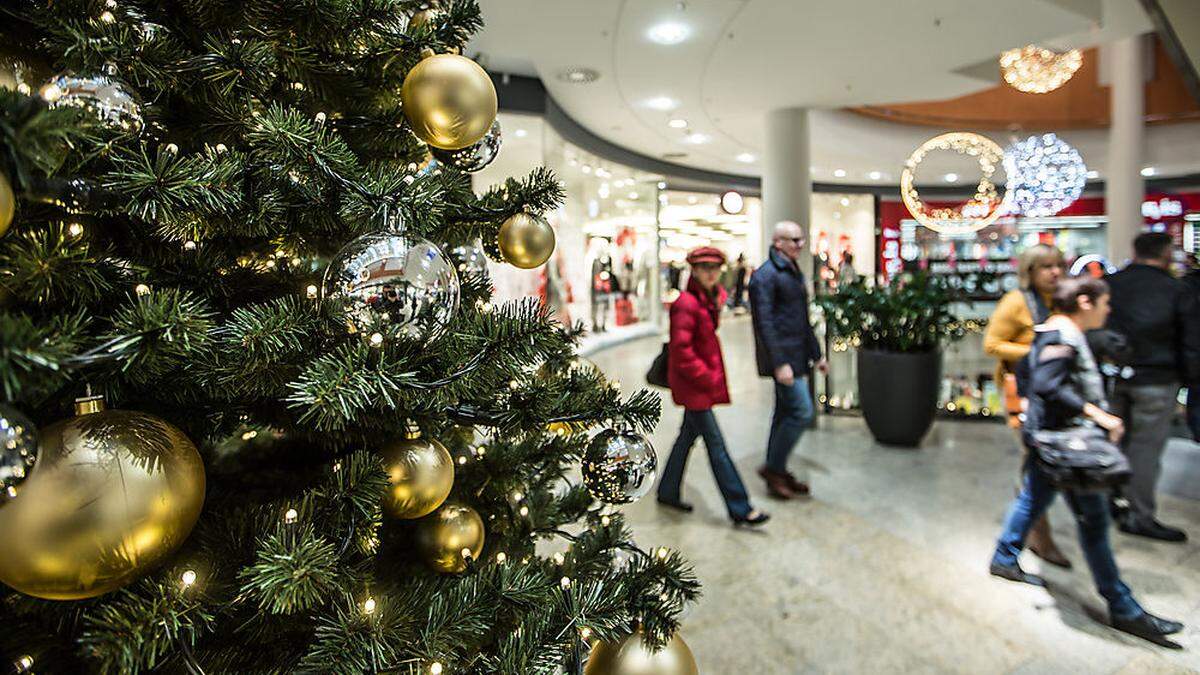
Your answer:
[668,277,731,410]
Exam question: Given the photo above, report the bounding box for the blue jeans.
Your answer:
[765,377,814,473]
[657,409,752,519]
[1188,383,1200,442]
[992,461,1143,620]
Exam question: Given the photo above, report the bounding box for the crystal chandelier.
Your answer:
[1000,45,1083,94]
[1004,133,1087,217]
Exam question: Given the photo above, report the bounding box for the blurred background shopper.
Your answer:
[983,244,1070,568]
[657,247,769,527]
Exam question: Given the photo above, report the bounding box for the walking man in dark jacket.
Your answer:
[749,221,828,499]
[1105,232,1200,542]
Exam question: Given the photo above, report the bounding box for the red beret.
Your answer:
[686,247,726,265]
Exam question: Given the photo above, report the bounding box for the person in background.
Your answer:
[989,276,1183,643]
[657,247,769,527]
[982,244,1070,569]
[1105,232,1200,542]
[749,221,828,500]
[728,253,750,311]
[1185,255,1200,442]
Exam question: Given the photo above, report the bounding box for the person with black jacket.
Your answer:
[748,221,827,499]
[1104,232,1200,542]
[990,277,1183,643]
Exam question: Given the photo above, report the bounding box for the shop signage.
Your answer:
[1142,198,1183,220]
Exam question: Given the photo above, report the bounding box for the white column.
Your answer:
[1105,36,1145,265]
[763,108,813,276]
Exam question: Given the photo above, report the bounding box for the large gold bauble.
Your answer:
[401,53,497,151]
[380,435,454,519]
[414,502,484,574]
[0,397,205,600]
[584,631,699,675]
[497,213,555,269]
[0,170,15,238]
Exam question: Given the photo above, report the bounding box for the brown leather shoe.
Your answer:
[757,466,795,500]
[1028,515,1072,569]
[783,471,811,497]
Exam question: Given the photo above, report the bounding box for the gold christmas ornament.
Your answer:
[380,431,454,519]
[0,396,206,600]
[401,53,498,151]
[1000,45,1083,94]
[0,170,14,238]
[900,132,1009,235]
[414,502,485,574]
[497,213,556,269]
[584,631,699,675]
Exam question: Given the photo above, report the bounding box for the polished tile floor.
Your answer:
[589,317,1200,674]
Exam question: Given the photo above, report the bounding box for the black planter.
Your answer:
[857,348,942,447]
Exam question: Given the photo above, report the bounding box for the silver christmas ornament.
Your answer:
[430,120,501,173]
[582,427,657,505]
[323,230,460,342]
[450,240,489,277]
[0,404,38,501]
[40,73,143,133]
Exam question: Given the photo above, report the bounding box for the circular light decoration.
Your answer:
[1000,45,1083,94]
[720,190,744,214]
[1004,133,1086,217]
[900,132,1009,235]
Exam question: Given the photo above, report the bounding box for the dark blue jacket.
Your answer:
[748,247,822,378]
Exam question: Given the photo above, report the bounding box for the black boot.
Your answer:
[1111,611,1184,641]
[989,561,1045,587]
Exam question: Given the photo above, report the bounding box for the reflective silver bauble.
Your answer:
[0,404,37,501]
[40,73,143,133]
[450,240,489,277]
[582,428,657,505]
[430,120,501,173]
[323,231,460,342]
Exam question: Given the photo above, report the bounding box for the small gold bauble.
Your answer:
[414,502,485,574]
[380,434,454,519]
[0,170,15,238]
[497,213,555,269]
[408,8,440,30]
[0,397,206,600]
[401,53,497,151]
[584,631,699,675]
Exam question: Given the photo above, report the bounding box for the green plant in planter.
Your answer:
[817,272,969,353]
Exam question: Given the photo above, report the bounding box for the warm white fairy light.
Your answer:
[363,597,376,614]
[181,569,197,587]
[553,552,566,565]
[496,552,507,563]
[284,507,299,523]
[134,283,151,296]
[560,576,572,590]
[370,332,384,346]
[67,222,84,237]
[1003,133,1086,217]
[306,284,318,299]
[1000,45,1082,94]
[900,132,1009,235]
[15,656,33,673]
[519,505,529,516]
[430,663,444,675]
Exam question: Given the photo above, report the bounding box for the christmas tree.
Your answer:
[0,1,700,672]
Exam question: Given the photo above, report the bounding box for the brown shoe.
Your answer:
[1028,515,1072,569]
[783,471,811,497]
[757,466,795,500]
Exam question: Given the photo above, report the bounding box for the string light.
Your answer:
[99,10,115,22]
[460,547,473,563]
[14,656,33,673]
[134,283,151,296]
[370,332,384,346]
[430,663,444,675]
[519,505,529,517]
[284,507,298,523]
[306,284,319,299]
[553,552,566,565]
[495,552,507,563]
[457,456,468,465]
[214,143,227,153]
[656,547,669,560]
[165,143,179,154]
[600,515,611,527]
[1003,133,1086,217]
[560,576,572,590]
[181,569,197,588]
[511,491,523,502]
[363,597,377,614]
[900,132,1008,235]
[67,222,84,237]
[183,240,197,251]
[580,627,592,641]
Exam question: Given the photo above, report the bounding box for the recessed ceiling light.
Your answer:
[867,171,883,180]
[628,191,639,199]
[736,153,756,163]
[514,128,528,138]
[687,195,698,204]
[944,173,958,182]
[840,197,850,207]
[648,21,690,45]
[1086,170,1099,179]
[684,133,709,144]
[645,96,678,111]
[581,165,592,174]
[668,118,688,129]
[557,67,600,84]
[1140,166,1155,177]
[833,169,847,178]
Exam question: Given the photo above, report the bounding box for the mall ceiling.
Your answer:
[468,0,1200,186]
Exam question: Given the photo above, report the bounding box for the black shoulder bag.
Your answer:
[645,344,669,388]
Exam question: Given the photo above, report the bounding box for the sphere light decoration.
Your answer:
[900,132,1009,235]
[1000,45,1083,94]
[1003,133,1086,217]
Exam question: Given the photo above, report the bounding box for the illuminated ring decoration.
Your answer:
[1003,133,1086,217]
[1000,46,1083,94]
[900,132,1009,235]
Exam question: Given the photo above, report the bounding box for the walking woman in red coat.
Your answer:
[656,247,769,526]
